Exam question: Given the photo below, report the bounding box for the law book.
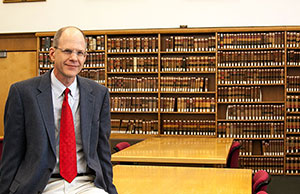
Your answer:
[44,37,51,51]
[111,119,121,134]
[119,120,129,134]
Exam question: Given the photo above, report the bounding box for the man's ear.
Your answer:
[49,47,55,62]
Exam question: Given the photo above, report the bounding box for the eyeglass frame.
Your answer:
[54,47,87,58]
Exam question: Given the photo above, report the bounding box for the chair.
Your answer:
[252,170,271,194]
[226,141,241,168]
[113,142,130,152]
[256,191,268,194]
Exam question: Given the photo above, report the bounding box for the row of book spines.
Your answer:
[240,140,284,156]
[240,157,284,174]
[287,76,300,91]
[108,68,214,73]
[39,63,104,69]
[287,116,300,132]
[162,130,215,136]
[218,77,284,84]
[39,32,300,51]
[38,53,52,67]
[286,157,300,173]
[40,37,53,51]
[40,36,105,51]
[162,120,215,129]
[86,36,105,51]
[286,95,300,111]
[244,140,284,155]
[218,63,284,67]
[161,97,215,112]
[286,32,300,47]
[107,37,158,53]
[217,32,285,48]
[217,86,261,102]
[218,50,284,64]
[287,50,300,63]
[162,126,215,136]
[226,104,285,120]
[107,57,158,72]
[110,97,158,112]
[164,36,215,52]
[160,77,208,92]
[217,123,284,138]
[287,62,300,66]
[107,77,158,92]
[218,70,284,84]
[111,119,158,135]
[286,136,300,147]
[79,69,105,81]
[39,53,105,68]
[84,53,105,67]
[217,121,284,129]
[161,56,215,68]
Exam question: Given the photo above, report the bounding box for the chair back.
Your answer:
[114,142,130,152]
[256,191,268,194]
[253,170,267,184]
[226,141,241,168]
[252,170,271,194]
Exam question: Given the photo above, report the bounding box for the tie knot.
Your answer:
[63,88,70,101]
[64,88,70,96]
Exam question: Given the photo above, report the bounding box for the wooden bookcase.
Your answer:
[35,26,300,175]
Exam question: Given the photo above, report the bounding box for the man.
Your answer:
[0,26,118,194]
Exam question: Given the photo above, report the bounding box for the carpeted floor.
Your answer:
[268,175,300,194]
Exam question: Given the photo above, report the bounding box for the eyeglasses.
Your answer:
[55,47,87,57]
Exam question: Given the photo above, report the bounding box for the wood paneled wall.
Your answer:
[0,33,37,136]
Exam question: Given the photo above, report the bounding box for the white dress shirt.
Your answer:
[51,71,88,174]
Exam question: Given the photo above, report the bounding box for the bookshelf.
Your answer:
[285,31,300,175]
[216,31,285,175]
[35,26,300,175]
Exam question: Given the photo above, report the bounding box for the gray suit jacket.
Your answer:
[0,70,118,194]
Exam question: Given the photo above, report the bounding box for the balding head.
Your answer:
[52,26,87,49]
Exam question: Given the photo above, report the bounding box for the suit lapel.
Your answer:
[36,71,56,156]
[78,77,94,156]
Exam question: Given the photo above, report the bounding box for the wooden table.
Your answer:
[111,137,233,165]
[113,165,252,194]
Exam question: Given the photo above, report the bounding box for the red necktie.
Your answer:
[59,88,77,183]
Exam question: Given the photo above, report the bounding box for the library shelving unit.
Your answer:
[216,31,285,175]
[285,31,300,175]
[107,33,160,138]
[35,26,300,175]
[159,33,217,138]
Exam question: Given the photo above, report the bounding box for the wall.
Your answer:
[0,0,299,33]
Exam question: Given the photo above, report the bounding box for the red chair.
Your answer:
[226,141,241,168]
[252,170,271,194]
[113,142,130,152]
[256,191,268,194]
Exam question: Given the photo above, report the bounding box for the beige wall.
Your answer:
[0,0,299,33]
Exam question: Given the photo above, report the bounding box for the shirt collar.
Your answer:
[51,70,78,98]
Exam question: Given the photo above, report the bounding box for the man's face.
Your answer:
[49,28,86,85]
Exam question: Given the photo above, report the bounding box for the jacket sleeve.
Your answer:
[0,84,26,194]
[97,88,118,194]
